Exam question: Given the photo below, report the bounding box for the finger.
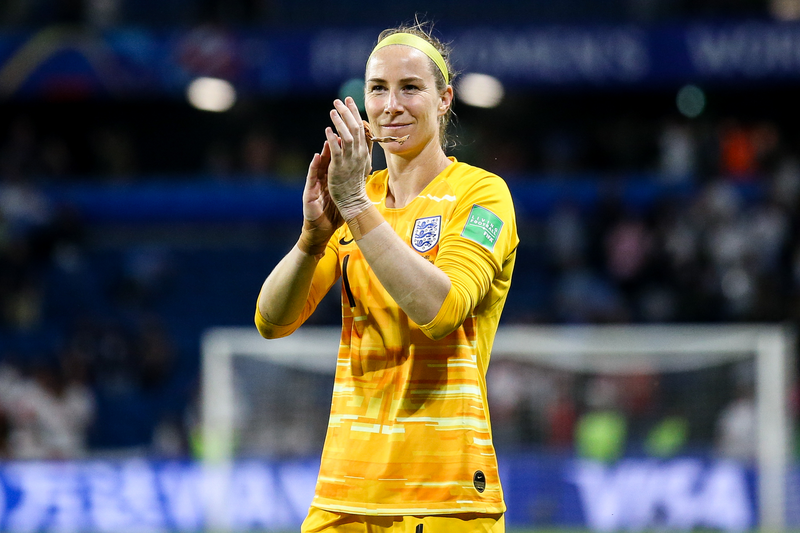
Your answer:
[306,153,320,181]
[305,153,323,189]
[336,99,367,153]
[325,127,342,158]
[335,98,363,133]
[344,97,364,127]
[319,141,332,169]
[329,108,354,148]
[317,143,331,182]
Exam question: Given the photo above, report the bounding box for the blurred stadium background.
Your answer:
[2,0,800,531]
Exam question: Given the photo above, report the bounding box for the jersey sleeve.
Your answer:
[419,174,518,340]
[255,236,341,339]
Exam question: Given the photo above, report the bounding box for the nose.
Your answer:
[384,89,403,115]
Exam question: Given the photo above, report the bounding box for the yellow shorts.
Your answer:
[300,507,505,533]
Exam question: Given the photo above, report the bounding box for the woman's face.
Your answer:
[364,44,452,156]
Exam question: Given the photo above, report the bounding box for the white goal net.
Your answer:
[201,324,795,531]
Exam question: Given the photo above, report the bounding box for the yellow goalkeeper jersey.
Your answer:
[256,158,518,515]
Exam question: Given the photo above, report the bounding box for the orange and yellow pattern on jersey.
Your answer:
[256,158,518,516]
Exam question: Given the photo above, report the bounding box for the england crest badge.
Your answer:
[411,215,441,253]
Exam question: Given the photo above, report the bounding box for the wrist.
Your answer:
[335,191,373,222]
[297,218,329,259]
[347,204,384,241]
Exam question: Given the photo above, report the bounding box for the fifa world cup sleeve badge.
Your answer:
[461,205,504,251]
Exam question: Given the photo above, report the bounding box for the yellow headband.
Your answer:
[369,33,449,85]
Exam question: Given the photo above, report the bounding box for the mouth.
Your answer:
[376,125,410,144]
[364,121,410,144]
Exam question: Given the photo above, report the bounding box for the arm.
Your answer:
[256,144,343,336]
[325,98,450,325]
[350,220,451,325]
[256,245,324,329]
[422,180,518,339]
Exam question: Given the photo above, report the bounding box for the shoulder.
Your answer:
[444,161,513,201]
[446,161,508,189]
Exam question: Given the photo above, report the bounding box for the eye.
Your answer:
[403,84,421,92]
[369,84,386,93]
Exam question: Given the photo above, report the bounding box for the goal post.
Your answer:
[200,326,341,531]
[201,326,339,463]
[201,323,795,530]
[490,324,796,531]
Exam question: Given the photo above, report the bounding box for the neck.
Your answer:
[384,142,452,209]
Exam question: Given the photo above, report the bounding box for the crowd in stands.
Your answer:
[1,86,799,459]
[0,138,189,457]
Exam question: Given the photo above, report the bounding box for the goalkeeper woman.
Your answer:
[256,20,518,533]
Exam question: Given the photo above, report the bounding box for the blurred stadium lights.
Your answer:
[457,73,505,108]
[770,0,800,19]
[186,77,236,112]
[676,84,705,118]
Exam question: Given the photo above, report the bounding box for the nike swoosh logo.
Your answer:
[339,237,354,245]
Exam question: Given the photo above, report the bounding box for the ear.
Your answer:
[438,85,454,117]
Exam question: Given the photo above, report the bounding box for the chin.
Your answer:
[385,143,415,156]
